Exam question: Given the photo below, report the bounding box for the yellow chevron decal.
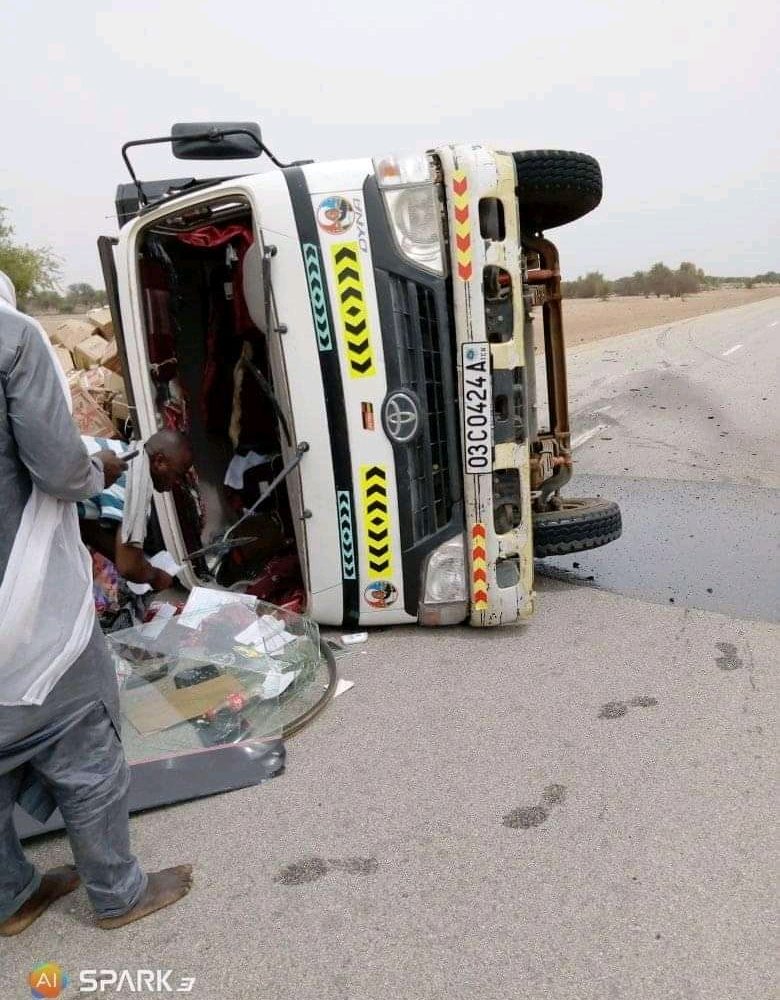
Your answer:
[452,171,472,281]
[331,241,376,378]
[471,522,489,610]
[360,464,392,579]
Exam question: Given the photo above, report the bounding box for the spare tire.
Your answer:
[512,150,603,232]
[533,497,621,557]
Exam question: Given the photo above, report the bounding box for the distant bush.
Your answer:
[560,260,776,300]
[27,282,107,314]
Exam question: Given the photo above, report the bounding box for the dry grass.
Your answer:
[561,285,780,349]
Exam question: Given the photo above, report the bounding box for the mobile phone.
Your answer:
[122,449,140,462]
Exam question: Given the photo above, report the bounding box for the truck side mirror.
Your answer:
[171,122,263,160]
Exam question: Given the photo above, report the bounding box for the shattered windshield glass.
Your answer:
[106,592,324,764]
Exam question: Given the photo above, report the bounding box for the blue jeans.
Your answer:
[0,702,146,922]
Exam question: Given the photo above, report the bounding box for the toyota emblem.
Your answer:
[382,390,421,444]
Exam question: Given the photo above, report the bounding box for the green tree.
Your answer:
[0,206,61,305]
[561,271,612,299]
[671,261,701,298]
[647,261,674,297]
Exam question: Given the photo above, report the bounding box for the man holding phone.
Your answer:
[0,270,192,935]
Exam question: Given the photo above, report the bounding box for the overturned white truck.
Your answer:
[99,123,621,629]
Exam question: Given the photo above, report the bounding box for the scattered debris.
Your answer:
[341,632,368,645]
[333,679,354,698]
[42,314,127,437]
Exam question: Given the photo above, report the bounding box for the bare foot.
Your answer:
[96,866,193,929]
[0,865,80,937]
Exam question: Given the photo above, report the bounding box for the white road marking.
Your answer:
[571,424,606,450]
[769,321,779,328]
[722,344,743,357]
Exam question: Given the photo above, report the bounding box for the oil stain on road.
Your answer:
[598,696,659,719]
[274,856,379,886]
[503,784,567,830]
[714,641,743,671]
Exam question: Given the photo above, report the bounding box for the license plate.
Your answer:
[461,342,492,474]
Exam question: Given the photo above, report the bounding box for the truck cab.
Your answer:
[100,123,620,628]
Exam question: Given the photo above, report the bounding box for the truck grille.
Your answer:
[387,276,459,543]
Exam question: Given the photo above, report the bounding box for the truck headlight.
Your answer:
[419,534,468,626]
[373,154,445,274]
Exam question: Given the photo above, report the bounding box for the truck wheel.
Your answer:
[533,497,621,557]
[512,150,603,232]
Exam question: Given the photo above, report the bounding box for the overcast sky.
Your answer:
[1,0,777,287]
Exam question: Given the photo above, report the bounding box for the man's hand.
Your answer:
[96,449,128,488]
[150,568,175,592]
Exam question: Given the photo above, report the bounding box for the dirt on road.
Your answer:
[561,285,780,349]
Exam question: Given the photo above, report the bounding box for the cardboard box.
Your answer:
[103,370,126,397]
[53,346,75,375]
[112,396,130,428]
[100,338,119,370]
[50,318,95,353]
[123,675,248,736]
[86,307,114,339]
[70,385,116,437]
[74,334,109,370]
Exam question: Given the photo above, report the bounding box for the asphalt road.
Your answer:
[3,299,778,1000]
[539,294,780,621]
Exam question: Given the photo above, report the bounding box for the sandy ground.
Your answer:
[561,285,780,349]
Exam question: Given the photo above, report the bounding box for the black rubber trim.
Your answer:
[283,168,360,627]
[97,235,138,432]
[363,174,463,616]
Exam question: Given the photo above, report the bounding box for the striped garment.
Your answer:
[77,436,129,524]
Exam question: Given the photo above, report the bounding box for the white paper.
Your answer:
[266,630,296,656]
[224,451,272,490]
[140,602,176,639]
[178,586,256,629]
[341,632,368,645]
[334,678,355,698]
[127,551,185,596]
[261,669,300,699]
[235,615,296,655]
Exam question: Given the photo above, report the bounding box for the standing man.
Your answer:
[0,272,193,935]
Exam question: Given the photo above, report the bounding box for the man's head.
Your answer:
[145,429,194,492]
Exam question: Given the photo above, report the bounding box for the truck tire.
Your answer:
[533,497,621,557]
[512,150,603,232]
